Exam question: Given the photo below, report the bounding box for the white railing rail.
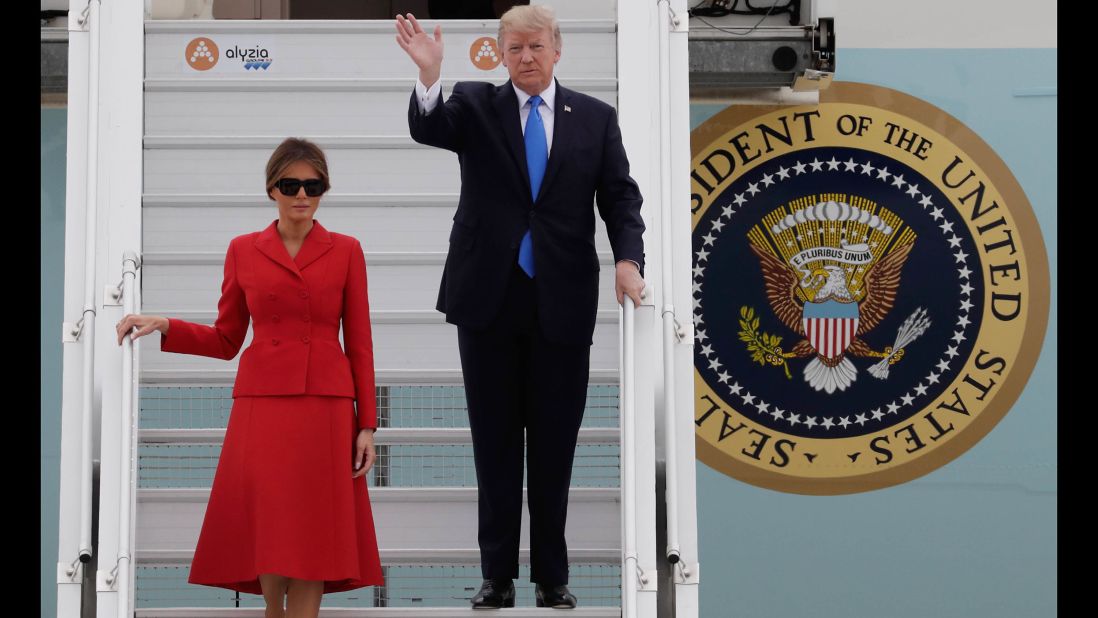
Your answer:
[74,0,103,575]
[56,3,102,615]
[656,0,685,571]
[620,290,659,618]
[104,251,142,617]
[621,294,641,618]
[659,2,702,614]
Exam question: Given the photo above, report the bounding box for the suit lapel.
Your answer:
[536,80,572,204]
[293,220,334,271]
[493,82,533,201]
[254,220,300,279]
[253,219,334,280]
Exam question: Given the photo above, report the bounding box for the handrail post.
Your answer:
[620,288,659,618]
[621,294,638,618]
[78,0,103,574]
[106,251,141,616]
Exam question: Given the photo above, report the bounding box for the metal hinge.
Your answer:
[673,317,694,343]
[106,252,143,306]
[673,561,701,585]
[636,563,658,591]
[57,559,83,584]
[75,0,101,30]
[64,308,95,343]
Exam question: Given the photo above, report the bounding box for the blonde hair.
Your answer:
[498,5,561,51]
[264,137,331,199]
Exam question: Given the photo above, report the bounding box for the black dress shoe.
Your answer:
[535,583,577,609]
[471,579,515,609]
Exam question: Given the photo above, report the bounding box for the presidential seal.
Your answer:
[691,82,1049,494]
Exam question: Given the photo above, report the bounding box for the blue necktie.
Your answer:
[518,95,547,278]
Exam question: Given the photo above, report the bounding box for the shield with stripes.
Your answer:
[802,299,860,360]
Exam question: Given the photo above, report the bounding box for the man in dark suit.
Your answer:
[395,6,645,609]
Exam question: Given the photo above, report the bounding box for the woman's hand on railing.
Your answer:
[116,314,168,345]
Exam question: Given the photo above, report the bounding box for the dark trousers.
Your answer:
[457,265,591,585]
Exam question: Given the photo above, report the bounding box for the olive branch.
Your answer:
[738,306,793,379]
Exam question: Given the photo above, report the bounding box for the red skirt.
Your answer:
[188,395,384,595]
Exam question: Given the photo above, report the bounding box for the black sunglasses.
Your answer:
[275,178,326,197]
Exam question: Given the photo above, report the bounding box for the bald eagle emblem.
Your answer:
[746,200,932,394]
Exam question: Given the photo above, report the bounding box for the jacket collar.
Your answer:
[493,81,531,200]
[511,78,556,115]
[254,219,333,279]
[537,80,573,204]
[492,78,574,206]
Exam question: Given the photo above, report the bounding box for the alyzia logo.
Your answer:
[225,46,270,59]
[226,45,273,71]
[182,37,276,74]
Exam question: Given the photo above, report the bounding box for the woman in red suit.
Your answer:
[116,137,383,617]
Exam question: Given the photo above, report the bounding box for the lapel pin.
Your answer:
[564,105,571,113]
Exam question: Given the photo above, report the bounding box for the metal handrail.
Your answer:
[620,294,645,618]
[69,0,103,576]
[657,0,686,571]
[105,251,141,616]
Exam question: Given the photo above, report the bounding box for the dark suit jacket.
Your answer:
[408,79,645,345]
[160,220,378,430]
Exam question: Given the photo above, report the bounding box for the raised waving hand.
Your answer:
[394,13,444,87]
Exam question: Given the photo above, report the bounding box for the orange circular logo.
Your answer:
[469,37,501,70]
[185,38,219,71]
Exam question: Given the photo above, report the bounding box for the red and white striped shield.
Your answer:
[803,317,860,360]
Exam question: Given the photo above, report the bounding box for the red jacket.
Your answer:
[160,220,377,430]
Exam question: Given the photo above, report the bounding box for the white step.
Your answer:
[139,368,622,385]
[137,547,620,565]
[138,185,617,253]
[144,83,615,136]
[137,487,621,555]
[144,20,617,81]
[139,427,621,445]
[137,321,623,381]
[137,609,622,617]
[142,257,621,314]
